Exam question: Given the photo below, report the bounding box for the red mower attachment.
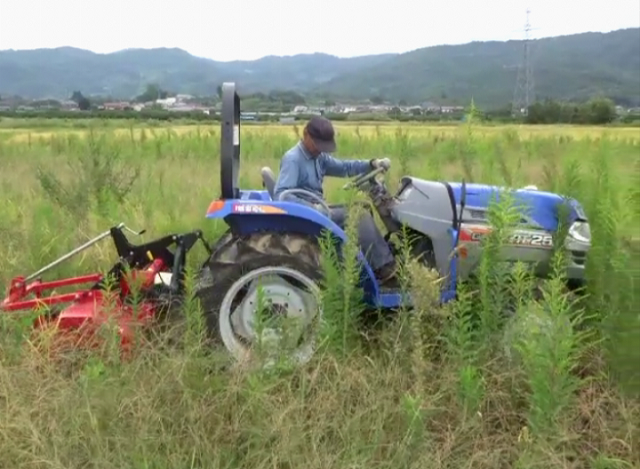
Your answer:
[1,223,211,353]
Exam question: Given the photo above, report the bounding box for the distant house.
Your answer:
[405,105,423,113]
[0,97,22,110]
[102,102,131,111]
[421,102,441,112]
[60,100,79,111]
[370,105,392,112]
[152,97,177,109]
[167,104,210,113]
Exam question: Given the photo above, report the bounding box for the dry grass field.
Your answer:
[0,120,639,468]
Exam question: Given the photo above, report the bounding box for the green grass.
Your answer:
[0,121,639,468]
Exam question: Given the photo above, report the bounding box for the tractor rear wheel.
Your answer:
[194,232,324,366]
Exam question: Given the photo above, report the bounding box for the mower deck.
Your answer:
[1,223,210,351]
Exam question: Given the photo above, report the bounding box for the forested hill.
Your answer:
[0,48,394,100]
[0,28,638,107]
[315,28,640,107]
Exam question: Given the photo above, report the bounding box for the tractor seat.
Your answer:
[260,167,277,199]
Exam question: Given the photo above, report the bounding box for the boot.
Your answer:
[375,261,400,289]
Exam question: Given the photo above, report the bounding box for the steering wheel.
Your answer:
[276,189,332,216]
[342,166,388,190]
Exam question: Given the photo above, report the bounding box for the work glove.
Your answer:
[370,157,391,170]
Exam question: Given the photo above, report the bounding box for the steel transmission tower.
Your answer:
[512,9,536,116]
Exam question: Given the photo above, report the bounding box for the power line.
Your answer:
[512,8,536,117]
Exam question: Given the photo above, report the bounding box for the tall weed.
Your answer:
[0,123,638,468]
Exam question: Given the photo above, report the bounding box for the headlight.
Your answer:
[568,221,591,243]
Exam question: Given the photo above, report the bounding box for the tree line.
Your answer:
[523,97,622,125]
[1,87,637,126]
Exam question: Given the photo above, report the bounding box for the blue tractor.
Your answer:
[194,83,591,364]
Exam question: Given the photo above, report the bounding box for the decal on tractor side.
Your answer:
[510,233,553,247]
[462,226,553,248]
[232,204,286,214]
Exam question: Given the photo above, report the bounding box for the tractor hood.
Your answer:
[447,182,587,232]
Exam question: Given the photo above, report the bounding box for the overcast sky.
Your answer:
[0,0,638,61]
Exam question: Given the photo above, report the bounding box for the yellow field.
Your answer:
[2,121,640,144]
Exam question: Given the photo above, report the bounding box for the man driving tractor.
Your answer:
[273,116,399,287]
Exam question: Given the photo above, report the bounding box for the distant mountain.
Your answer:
[1,28,638,107]
[0,47,395,99]
[314,28,640,107]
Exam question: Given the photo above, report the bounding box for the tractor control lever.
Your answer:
[343,166,387,190]
[121,225,147,236]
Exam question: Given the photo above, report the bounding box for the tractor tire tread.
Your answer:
[193,232,323,344]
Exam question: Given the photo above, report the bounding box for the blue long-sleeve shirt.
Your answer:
[273,142,372,206]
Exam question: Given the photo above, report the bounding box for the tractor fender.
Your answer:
[205,199,381,298]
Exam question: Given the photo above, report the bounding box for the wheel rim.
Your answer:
[218,266,322,366]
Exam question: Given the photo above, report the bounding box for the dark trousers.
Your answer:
[329,206,395,271]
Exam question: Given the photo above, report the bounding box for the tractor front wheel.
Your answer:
[194,233,324,367]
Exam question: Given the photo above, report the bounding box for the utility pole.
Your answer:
[512,8,536,117]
